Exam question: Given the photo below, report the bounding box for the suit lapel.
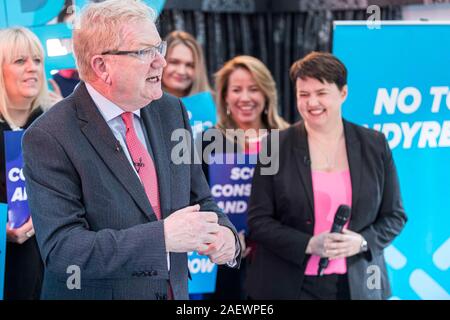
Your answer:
[74,83,156,221]
[343,120,362,222]
[141,100,172,219]
[292,122,315,218]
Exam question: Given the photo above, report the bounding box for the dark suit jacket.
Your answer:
[22,83,240,300]
[246,120,407,300]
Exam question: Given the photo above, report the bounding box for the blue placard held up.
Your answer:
[0,203,7,300]
[188,153,257,295]
[182,91,219,294]
[208,153,257,234]
[4,130,29,229]
[181,92,217,140]
[187,251,217,294]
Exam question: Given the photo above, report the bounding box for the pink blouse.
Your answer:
[304,169,352,276]
[245,136,264,154]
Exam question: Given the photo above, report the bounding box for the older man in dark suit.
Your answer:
[22,0,240,300]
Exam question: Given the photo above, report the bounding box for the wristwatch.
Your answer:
[360,238,368,253]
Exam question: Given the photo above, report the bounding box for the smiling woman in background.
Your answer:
[201,55,289,299]
[162,31,211,97]
[0,27,61,300]
[246,52,407,300]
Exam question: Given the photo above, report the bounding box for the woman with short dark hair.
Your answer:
[246,52,407,300]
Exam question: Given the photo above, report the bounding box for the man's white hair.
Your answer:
[73,0,156,81]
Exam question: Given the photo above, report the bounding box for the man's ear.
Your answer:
[90,55,111,84]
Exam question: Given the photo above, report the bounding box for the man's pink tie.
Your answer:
[121,112,161,220]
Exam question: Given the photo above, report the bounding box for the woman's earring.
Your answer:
[264,108,268,115]
[226,107,231,116]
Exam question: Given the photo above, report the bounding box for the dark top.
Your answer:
[246,120,407,300]
[1,107,44,300]
[52,73,80,98]
[197,127,246,181]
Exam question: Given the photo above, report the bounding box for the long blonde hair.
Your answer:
[163,31,211,96]
[0,27,49,126]
[215,55,289,131]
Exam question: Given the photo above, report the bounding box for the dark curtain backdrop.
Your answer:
[157,1,402,123]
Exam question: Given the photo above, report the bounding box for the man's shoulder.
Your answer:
[144,92,187,126]
[160,92,182,105]
[26,95,79,140]
[148,92,182,113]
[29,82,95,133]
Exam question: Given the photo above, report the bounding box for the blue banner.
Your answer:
[181,91,217,140]
[4,130,29,229]
[183,92,218,294]
[187,251,217,294]
[0,0,166,79]
[0,203,7,300]
[208,153,257,234]
[333,21,450,299]
[188,153,256,294]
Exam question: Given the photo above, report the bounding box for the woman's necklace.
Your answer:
[308,132,344,171]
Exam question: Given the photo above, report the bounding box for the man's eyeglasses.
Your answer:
[101,41,167,62]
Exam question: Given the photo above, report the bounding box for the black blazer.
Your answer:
[246,120,407,300]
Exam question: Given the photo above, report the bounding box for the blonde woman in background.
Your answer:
[214,55,289,153]
[0,27,61,300]
[200,55,289,299]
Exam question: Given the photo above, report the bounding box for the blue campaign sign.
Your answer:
[188,152,257,294]
[3,0,65,27]
[0,203,7,300]
[181,92,217,140]
[333,21,450,299]
[4,130,30,229]
[0,0,166,79]
[188,251,217,294]
[0,1,6,28]
[208,153,257,234]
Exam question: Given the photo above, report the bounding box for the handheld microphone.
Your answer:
[318,204,351,276]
